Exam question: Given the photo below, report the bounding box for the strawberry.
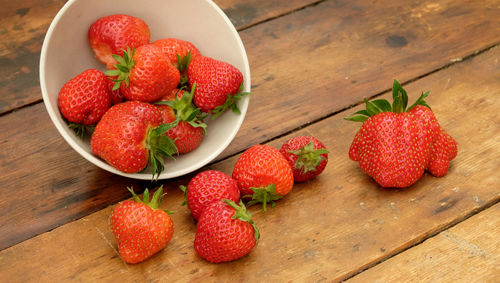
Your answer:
[88,14,150,69]
[155,86,206,154]
[345,79,457,188]
[279,136,329,182]
[180,170,240,220]
[106,45,180,102]
[194,199,258,263]
[90,101,177,178]
[106,76,124,104]
[58,69,111,131]
[187,56,249,117]
[151,38,201,69]
[110,186,174,264]
[232,144,294,211]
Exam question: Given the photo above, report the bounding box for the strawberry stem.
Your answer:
[210,83,250,119]
[288,141,329,173]
[146,121,179,179]
[127,185,165,210]
[223,199,260,240]
[105,46,135,91]
[245,184,283,212]
[155,84,207,134]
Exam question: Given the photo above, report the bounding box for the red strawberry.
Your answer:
[346,79,457,188]
[58,69,111,129]
[194,199,258,263]
[232,144,294,211]
[106,76,124,104]
[89,14,150,69]
[106,45,180,102]
[280,136,329,182]
[187,56,249,117]
[110,186,174,264]
[90,101,177,177]
[151,38,201,69]
[180,170,240,220]
[156,87,206,154]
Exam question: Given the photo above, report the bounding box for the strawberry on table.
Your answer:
[345,79,458,188]
[187,56,249,117]
[58,69,111,136]
[89,14,150,69]
[90,101,177,178]
[180,170,240,220]
[155,86,206,154]
[106,45,180,102]
[280,136,329,182]
[194,199,258,263]
[110,186,174,264]
[232,144,294,211]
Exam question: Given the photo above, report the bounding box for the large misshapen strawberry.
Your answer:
[89,14,150,69]
[106,45,180,102]
[346,79,457,188]
[90,101,177,178]
[110,186,174,264]
[187,56,249,118]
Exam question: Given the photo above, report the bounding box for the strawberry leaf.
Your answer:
[407,90,431,111]
[365,98,381,116]
[246,184,283,212]
[371,99,392,112]
[211,83,250,119]
[223,199,260,240]
[288,141,329,173]
[179,185,188,206]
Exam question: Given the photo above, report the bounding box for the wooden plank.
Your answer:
[226,0,500,158]
[0,0,318,114]
[346,204,500,282]
[0,39,498,282]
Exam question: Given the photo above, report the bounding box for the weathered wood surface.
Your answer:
[1,0,499,252]
[347,203,500,283]
[0,0,318,115]
[0,42,498,282]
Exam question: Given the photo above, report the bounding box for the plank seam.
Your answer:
[338,196,500,282]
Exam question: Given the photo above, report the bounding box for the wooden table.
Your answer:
[1,0,499,281]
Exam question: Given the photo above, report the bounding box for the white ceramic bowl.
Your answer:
[40,0,250,180]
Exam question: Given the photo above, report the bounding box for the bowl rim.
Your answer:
[40,0,251,180]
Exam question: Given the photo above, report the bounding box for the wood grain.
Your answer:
[347,204,500,282]
[224,0,500,158]
[0,0,318,114]
[0,40,498,282]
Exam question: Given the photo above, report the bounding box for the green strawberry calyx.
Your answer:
[179,185,188,206]
[155,84,207,134]
[211,83,251,120]
[146,121,179,180]
[344,79,431,122]
[105,46,135,91]
[223,199,260,240]
[288,141,329,173]
[244,183,283,212]
[128,185,174,214]
[176,51,192,88]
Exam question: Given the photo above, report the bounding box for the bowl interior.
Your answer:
[40,0,250,180]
